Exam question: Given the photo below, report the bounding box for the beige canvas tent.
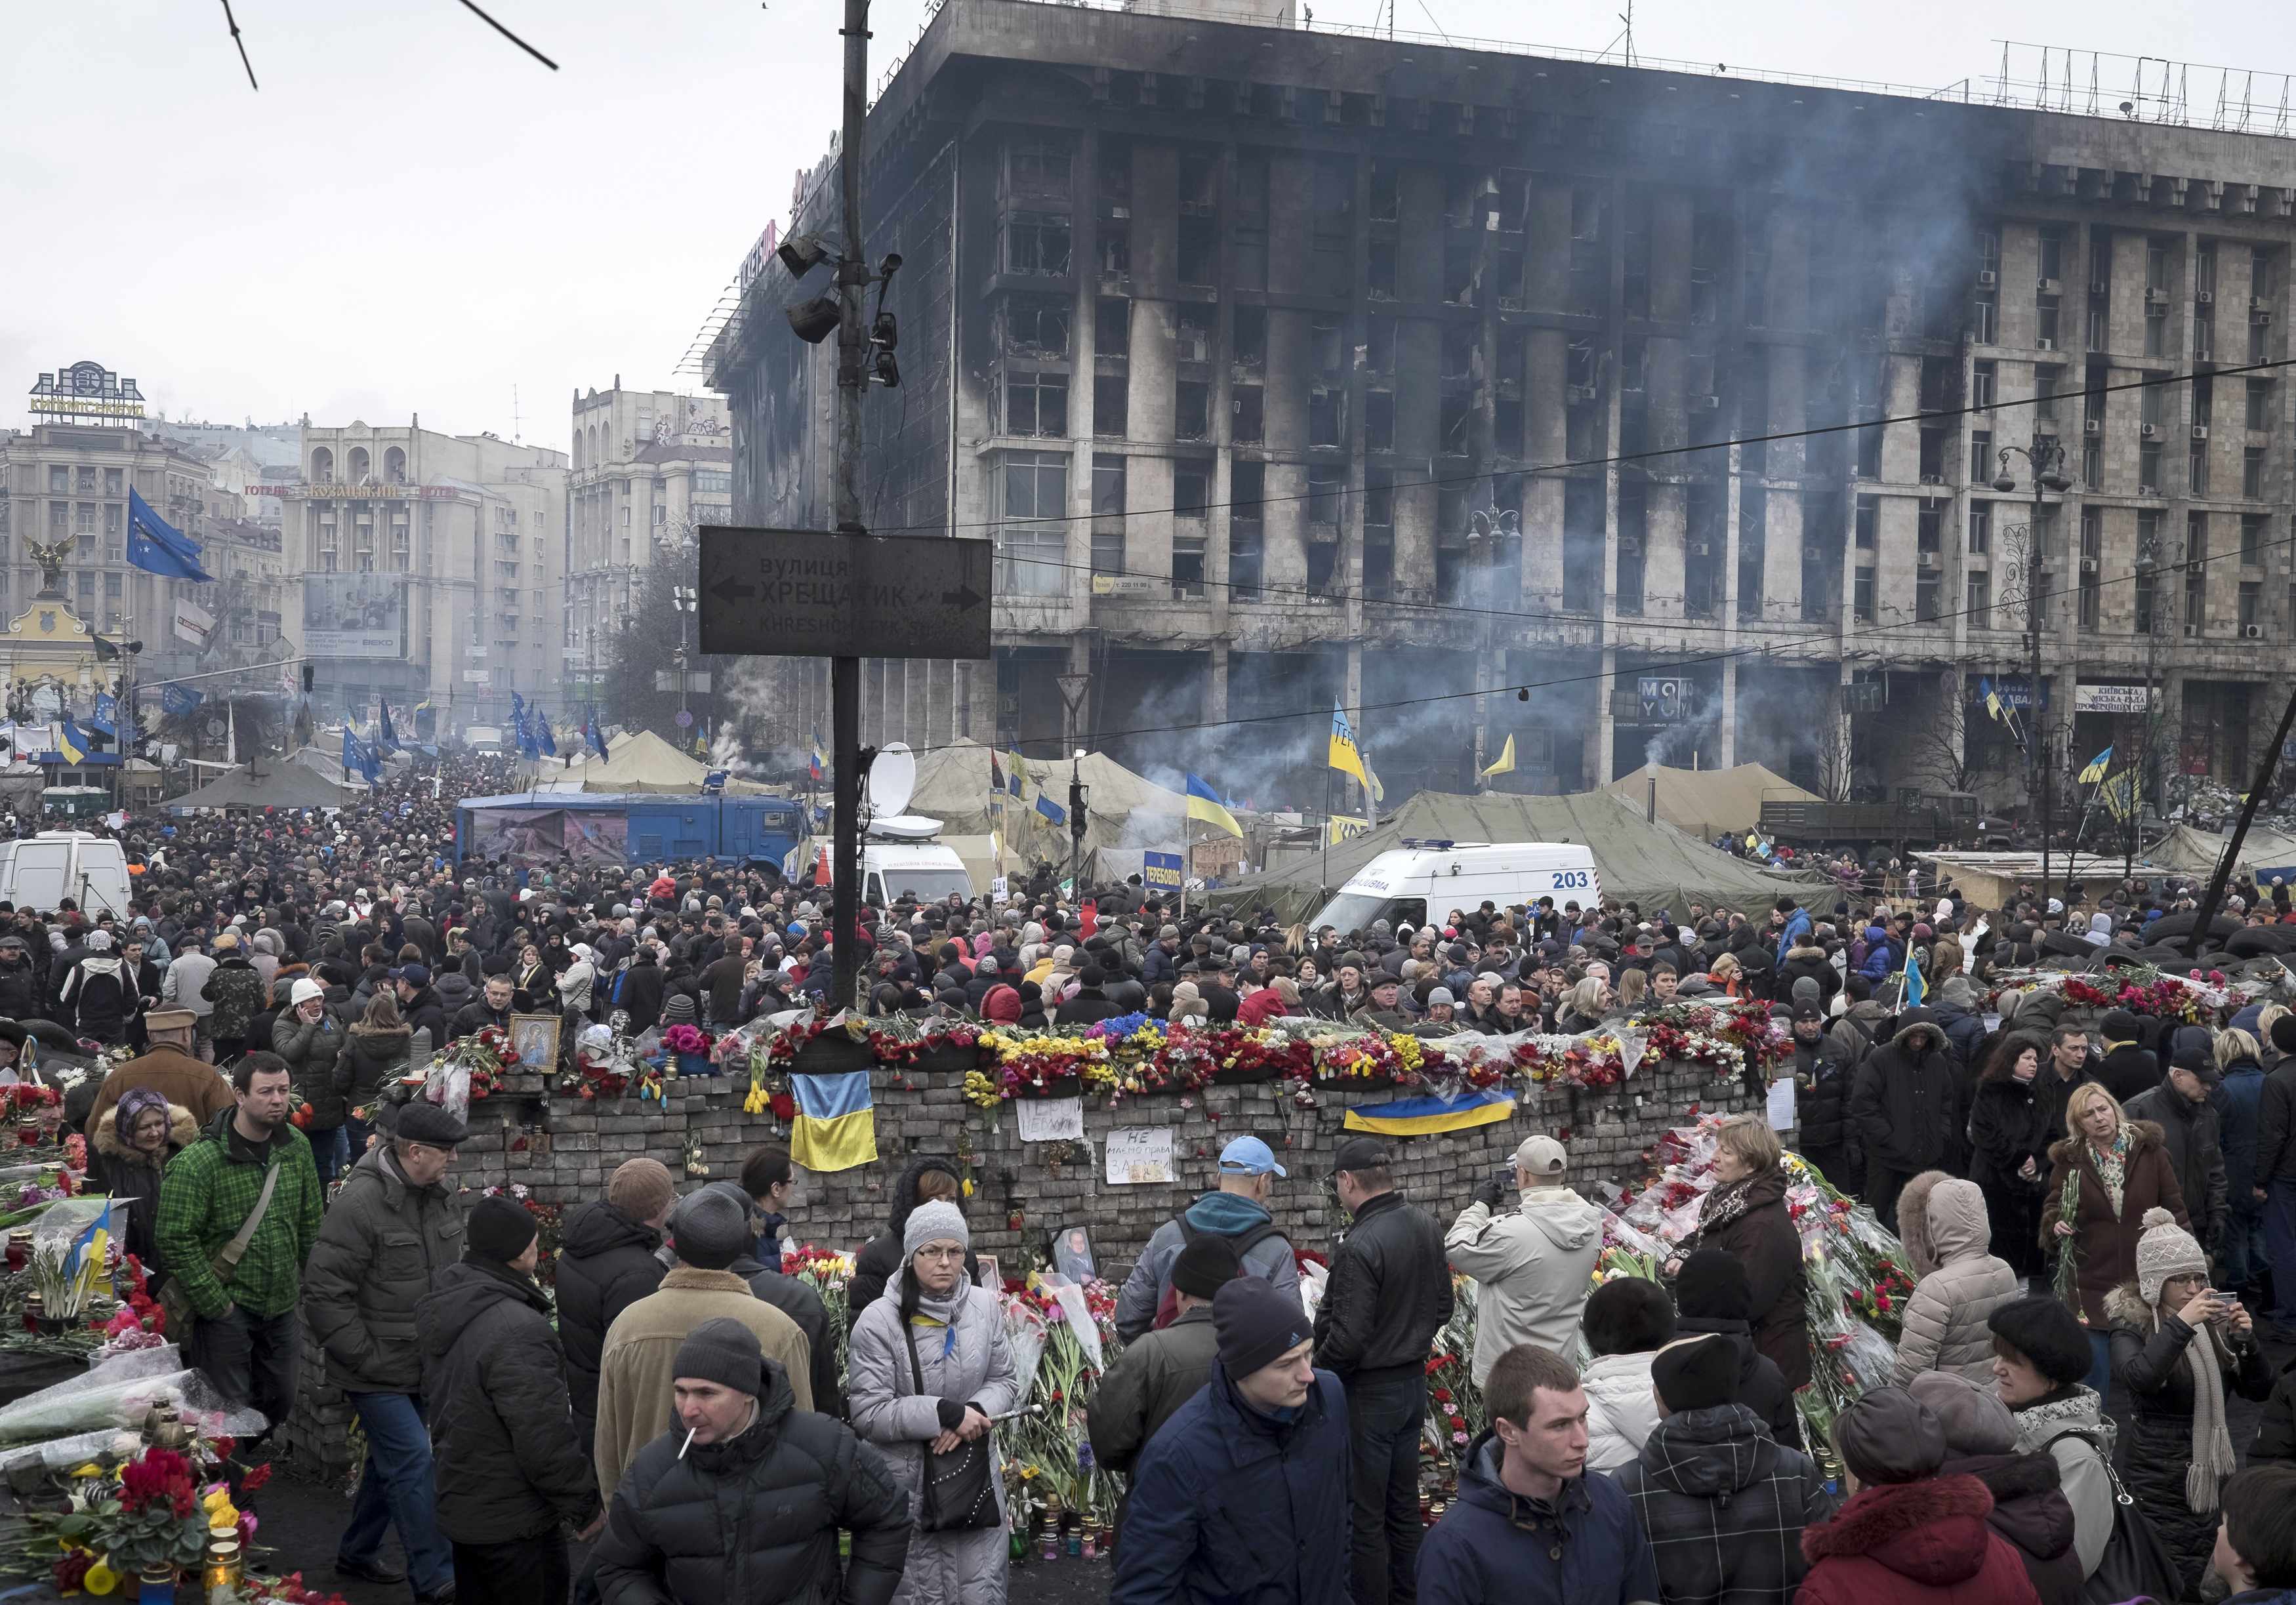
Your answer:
[905,739,1192,868]
[1207,788,1828,922]
[2148,823,2296,881]
[1604,762,1818,839]
[531,730,769,795]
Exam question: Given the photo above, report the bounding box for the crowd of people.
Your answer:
[9,752,2296,1603]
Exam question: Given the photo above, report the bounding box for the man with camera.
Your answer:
[1441,1135,1605,1390]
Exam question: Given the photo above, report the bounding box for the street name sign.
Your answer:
[697,526,993,659]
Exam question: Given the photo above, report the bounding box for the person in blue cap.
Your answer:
[1115,1134,1298,1341]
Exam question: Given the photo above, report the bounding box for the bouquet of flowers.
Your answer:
[2059,965,2228,1023]
[782,1244,855,1377]
[1424,1275,1485,1471]
[445,1024,514,1104]
[974,1032,1116,1101]
[1515,1032,1628,1089]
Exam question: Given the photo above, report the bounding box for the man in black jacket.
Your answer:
[2095,1008,2160,1104]
[556,1159,675,1453]
[1848,1009,1965,1222]
[1313,1135,1454,1605]
[2254,1014,2296,1331]
[590,1320,909,1605]
[417,1194,602,1605]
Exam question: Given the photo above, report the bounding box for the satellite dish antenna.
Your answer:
[865,742,916,821]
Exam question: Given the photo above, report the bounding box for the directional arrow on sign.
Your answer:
[941,585,983,610]
[711,579,757,603]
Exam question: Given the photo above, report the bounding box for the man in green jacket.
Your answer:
[1086,1238,1239,1558]
[302,1101,468,1602]
[154,1051,323,1436]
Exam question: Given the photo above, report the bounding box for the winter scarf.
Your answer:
[2151,1299,2238,1514]
[2092,1129,2131,1219]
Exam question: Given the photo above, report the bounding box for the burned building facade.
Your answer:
[708,0,2296,810]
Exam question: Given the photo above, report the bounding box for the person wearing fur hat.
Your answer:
[2040,1080,2188,1392]
[1579,1275,1675,1472]
[1905,1371,2082,1605]
[2106,1205,2274,1595]
[1795,1385,2042,1605]
[89,1086,197,1284]
[1988,1295,2118,1581]
[1891,1172,2019,1387]
[849,1199,1019,1605]
[1849,1009,1967,1223]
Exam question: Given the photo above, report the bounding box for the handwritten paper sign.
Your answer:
[1014,1095,1085,1143]
[1105,1126,1176,1185]
[1765,1075,1797,1133]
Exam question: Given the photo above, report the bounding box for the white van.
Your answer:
[0,832,133,920]
[1307,840,1601,935]
[781,815,979,907]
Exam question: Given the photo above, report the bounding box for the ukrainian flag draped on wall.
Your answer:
[1343,1086,1515,1137]
[789,1070,878,1171]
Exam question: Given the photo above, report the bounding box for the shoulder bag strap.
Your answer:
[901,1309,928,1397]
[215,1158,285,1276]
[2038,1426,2136,1506]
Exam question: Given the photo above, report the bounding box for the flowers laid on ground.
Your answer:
[2053,965,2233,1023]
[1638,1002,1788,1081]
[1603,1114,1914,1453]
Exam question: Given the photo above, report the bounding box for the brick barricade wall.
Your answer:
[276,1059,1761,1480]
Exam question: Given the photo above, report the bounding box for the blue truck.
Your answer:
[454,790,806,870]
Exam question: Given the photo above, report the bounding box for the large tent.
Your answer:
[164,762,357,812]
[2146,823,2296,882]
[1603,762,1818,840]
[905,738,1191,866]
[1206,788,1828,922]
[530,730,769,795]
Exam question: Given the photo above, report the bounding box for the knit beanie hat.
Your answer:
[674,1316,764,1397]
[1673,1248,1752,1322]
[2272,1014,2296,1057]
[1652,1333,1739,1412]
[1790,976,1822,1008]
[662,994,698,1026]
[902,1199,970,1262]
[1170,1237,1242,1301]
[607,1157,678,1223]
[1214,1274,1311,1380]
[466,1195,539,1264]
[2135,1205,2208,1307]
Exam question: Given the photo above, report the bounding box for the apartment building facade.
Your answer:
[708,0,2296,806]
[567,383,732,708]
[280,422,567,733]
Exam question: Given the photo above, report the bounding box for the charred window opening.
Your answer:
[1172,466,1209,598]
[1098,224,1130,277]
[1229,461,1264,601]
[1004,212,1071,276]
[1096,297,1130,356]
[1309,388,1342,448]
[1232,306,1267,372]
[1366,391,1395,452]
[1368,162,1399,222]
[1094,375,1128,438]
[1002,295,1070,357]
[1562,478,1603,613]
[1008,135,1073,201]
[1004,372,1068,437]
[1368,241,1397,300]
[1617,477,1647,615]
[1178,308,1214,365]
[1179,218,1217,287]
[1685,481,1722,619]
[1363,468,1394,599]
[1233,385,1264,443]
[1738,482,1766,619]
[1175,380,1209,441]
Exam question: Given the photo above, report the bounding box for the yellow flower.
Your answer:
[68,1463,101,1479]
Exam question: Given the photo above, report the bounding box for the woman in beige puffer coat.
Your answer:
[1892,1169,2021,1384]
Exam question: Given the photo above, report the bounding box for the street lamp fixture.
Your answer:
[1992,436,2074,901]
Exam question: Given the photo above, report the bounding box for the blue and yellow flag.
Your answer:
[1035,792,1067,828]
[56,720,88,764]
[1901,939,1927,1010]
[1344,1086,1515,1137]
[1008,751,1029,799]
[1329,702,1370,788]
[1185,773,1242,838]
[789,1069,878,1172]
[2078,746,2113,784]
[1979,678,2006,723]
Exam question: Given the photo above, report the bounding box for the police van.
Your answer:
[1307,840,1601,935]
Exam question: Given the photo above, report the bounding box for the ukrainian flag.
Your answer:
[1185,773,1242,838]
[1979,678,2006,723]
[789,1069,878,1172]
[2078,746,2114,784]
[1344,1086,1515,1137]
[1035,792,1067,828]
[56,720,88,764]
[1329,701,1370,788]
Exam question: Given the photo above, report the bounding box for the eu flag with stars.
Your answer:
[126,489,215,583]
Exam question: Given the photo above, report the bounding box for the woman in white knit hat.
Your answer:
[2105,1205,2274,1595]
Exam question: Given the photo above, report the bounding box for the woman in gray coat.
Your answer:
[849,1201,1019,1605]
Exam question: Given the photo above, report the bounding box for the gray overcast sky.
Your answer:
[8,0,2293,451]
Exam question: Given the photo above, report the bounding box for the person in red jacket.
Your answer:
[1796,1385,2042,1605]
